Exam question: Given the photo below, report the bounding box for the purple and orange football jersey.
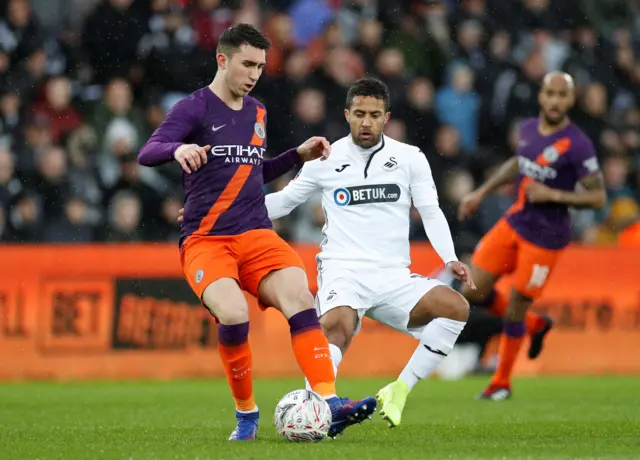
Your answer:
[506,118,600,249]
[138,87,302,245]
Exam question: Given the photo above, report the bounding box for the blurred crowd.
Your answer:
[0,0,639,253]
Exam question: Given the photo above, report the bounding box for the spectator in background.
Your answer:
[155,194,182,241]
[82,0,144,84]
[13,113,53,173]
[434,62,480,151]
[383,118,407,143]
[288,0,333,47]
[335,0,377,46]
[3,45,49,107]
[103,152,164,234]
[396,77,438,152]
[90,78,147,153]
[32,76,83,144]
[428,124,470,193]
[0,147,23,209]
[307,20,344,69]
[574,81,609,154]
[0,0,44,65]
[288,88,328,146]
[0,90,21,143]
[7,191,42,243]
[386,14,446,84]
[264,13,295,76]
[0,206,7,242]
[454,19,486,74]
[103,189,143,242]
[353,18,383,73]
[374,47,409,109]
[27,145,72,223]
[191,0,235,53]
[43,195,95,243]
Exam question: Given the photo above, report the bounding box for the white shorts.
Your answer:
[315,265,446,339]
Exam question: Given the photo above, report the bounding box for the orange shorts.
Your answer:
[471,218,562,299]
[180,229,305,304]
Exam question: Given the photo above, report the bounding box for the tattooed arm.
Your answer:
[526,172,607,209]
[555,172,607,209]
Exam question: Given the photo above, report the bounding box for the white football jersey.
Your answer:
[267,135,439,269]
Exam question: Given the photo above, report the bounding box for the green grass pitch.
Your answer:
[1,376,639,460]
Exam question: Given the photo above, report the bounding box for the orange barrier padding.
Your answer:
[0,244,638,380]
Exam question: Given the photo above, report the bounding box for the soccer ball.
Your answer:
[274,389,332,442]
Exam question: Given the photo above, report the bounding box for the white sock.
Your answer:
[305,343,343,392]
[328,343,343,376]
[398,318,466,390]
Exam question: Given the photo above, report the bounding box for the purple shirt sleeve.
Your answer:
[571,136,600,180]
[138,94,205,166]
[262,148,302,184]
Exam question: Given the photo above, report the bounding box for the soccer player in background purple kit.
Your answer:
[138,24,376,440]
[458,72,607,400]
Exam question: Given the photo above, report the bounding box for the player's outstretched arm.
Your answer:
[264,164,320,220]
[410,149,475,288]
[417,205,476,289]
[262,137,330,184]
[458,157,519,220]
[138,96,206,173]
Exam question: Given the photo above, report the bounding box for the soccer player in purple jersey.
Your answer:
[457,72,607,400]
[138,24,376,440]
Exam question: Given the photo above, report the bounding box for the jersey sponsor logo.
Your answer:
[210,145,266,165]
[518,156,557,181]
[254,122,266,139]
[382,157,398,171]
[542,145,559,163]
[333,184,401,206]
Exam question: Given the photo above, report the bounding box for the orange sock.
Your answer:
[218,322,256,412]
[289,309,336,398]
[485,290,545,334]
[491,322,525,387]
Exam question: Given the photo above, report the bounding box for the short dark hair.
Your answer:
[217,24,271,57]
[346,77,390,111]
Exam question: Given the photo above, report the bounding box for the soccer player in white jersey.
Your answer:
[266,77,476,428]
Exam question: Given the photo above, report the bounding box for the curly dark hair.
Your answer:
[346,77,390,111]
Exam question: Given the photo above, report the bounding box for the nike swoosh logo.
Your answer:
[212,124,226,132]
[424,344,447,356]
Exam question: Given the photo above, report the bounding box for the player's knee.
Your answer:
[446,291,470,322]
[320,309,355,351]
[201,281,249,324]
[505,289,532,321]
[426,287,470,323]
[284,288,315,316]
